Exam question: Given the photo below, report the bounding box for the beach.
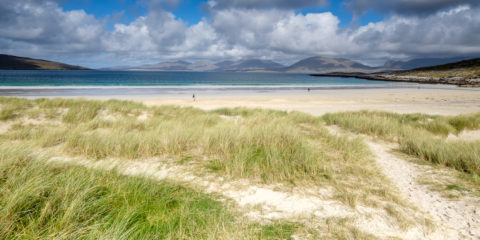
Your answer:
[2,83,480,116]
[131,87,480,116]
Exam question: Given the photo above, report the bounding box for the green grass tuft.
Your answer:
[0,143,297,239]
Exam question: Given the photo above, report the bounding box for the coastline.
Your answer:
[311,73,480,87]
[136,87,480,116]
[2,85,479,116]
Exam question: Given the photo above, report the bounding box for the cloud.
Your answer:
[346,0,479,17]
[351,5,480,59]
[0,0,103,56]
[104,10,187,53]
[205,0,328,10]
[209,9,352,57]
[1,0,480,67]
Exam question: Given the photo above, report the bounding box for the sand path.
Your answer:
[367,140,480,239]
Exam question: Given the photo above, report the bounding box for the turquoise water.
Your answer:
[0,70,395,86]
[0,70,433,97]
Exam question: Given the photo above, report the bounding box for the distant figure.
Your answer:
[307,88,311,92]
[192,93,196,102]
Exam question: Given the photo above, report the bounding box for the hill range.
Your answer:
[0,54,90,70]
[106,56,477,73]
[1,53,477,75]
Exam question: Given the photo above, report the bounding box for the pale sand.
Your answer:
[326,126,480,239]
[131,87,480,116]
[367,140,480,239]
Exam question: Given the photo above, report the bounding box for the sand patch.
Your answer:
[219,115,242,123]
[0,121,14,134]
[22,116,61,126]
[136,111,151,121]
[367,140,480,239]
[325,125,480,239]
[446,129,480,142]
[98,109,121,121]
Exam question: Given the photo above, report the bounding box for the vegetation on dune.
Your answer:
[0,97,427,238]
[323,111,480,176]
[391,58,480,79]
[0,97,372,184]
[0,143,305,239]
[0,98,408,207]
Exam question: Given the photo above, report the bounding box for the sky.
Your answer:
[0,0,479,68]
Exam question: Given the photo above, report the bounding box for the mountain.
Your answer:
[217,59,284,71]
[215,60,235,68]
[0,54,90,70]
[187,61,219,71]
[103,56,479,73]
[128,60,219,71]
[123,59,283,72]
[383,57,478,70]
[282,56,377,73]
[99,65,132,71]
[131,60,192,71]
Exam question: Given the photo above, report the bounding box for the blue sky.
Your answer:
[60,0,384,28]
[1,0,479,67]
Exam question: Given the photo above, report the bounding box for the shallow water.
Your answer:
[0,70,445,97]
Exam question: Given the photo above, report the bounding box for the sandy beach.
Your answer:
[136,87,480,116]
[5,85,479,116]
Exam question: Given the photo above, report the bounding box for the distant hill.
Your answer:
[187,61,219,71]
[383,57,477,70]
[0,54,90,70]
[215,60,235,69]
[102,56,479,74]
[391,58,480,79]
[123,59,284,72]
[282,56,378,73]
[131,60,192,71]
[217,59,284,71]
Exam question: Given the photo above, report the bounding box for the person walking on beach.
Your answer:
[192,93,196,102]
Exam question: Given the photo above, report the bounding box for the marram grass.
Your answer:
[0,97,420,233]
[323,110,480,176]
[1,97,370,183]
[0,143,303,240]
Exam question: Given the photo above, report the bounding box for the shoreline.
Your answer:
[311,73,480,87]
[1,84,479,116]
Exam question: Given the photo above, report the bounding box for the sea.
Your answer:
[0,70,447,97]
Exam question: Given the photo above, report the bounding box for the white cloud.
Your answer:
[351,5,480,59]
[0,1,103,53]
[1,0,480,67]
